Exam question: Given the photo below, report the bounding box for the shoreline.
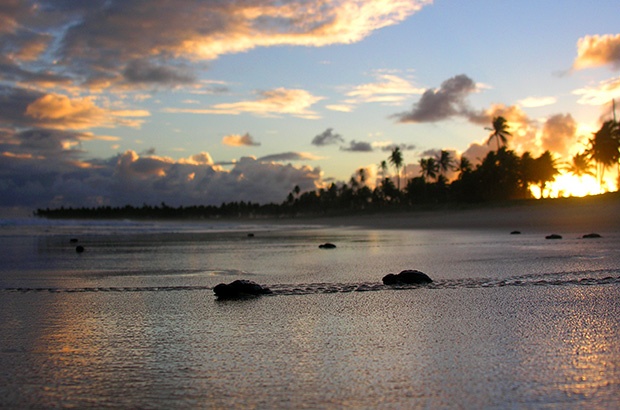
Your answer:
[9,192,620,234]
[273,192,620,233]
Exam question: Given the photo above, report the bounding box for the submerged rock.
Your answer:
[382,269,433,285]
[75,245,85,253]
[510,231,521,235]
[582,233,602,239]
[545,234,562,240]
[213,280,272,299]
[318,243,337,249]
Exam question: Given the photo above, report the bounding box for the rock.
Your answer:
[545,234,562,240]
[247,233,255,238]
[319,243,337,249]
[510,231,521,235]
[75,245,85,253]
[213,280,272,299]
[382,269,433,285]
[69,238,79,243]
[582,233,602,239]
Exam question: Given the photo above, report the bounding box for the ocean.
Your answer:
[1,217,619,408]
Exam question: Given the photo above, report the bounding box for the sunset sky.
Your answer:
[1,0,619,213]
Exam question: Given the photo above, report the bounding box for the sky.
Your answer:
[1,0,620,214]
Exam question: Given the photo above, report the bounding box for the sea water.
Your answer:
[1,217,619,408]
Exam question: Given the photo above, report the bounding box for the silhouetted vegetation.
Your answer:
[35,115,620,220]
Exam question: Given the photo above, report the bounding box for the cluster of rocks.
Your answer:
[512,231,602,240]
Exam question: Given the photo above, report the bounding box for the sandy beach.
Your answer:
[1,193,619,409]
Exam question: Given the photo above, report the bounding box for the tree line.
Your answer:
[35,114,619,220]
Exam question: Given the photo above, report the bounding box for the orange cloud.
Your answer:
[345,74,424,105]
[184,1,430,60]
[573,34,620,70]
[165,88,324,119]
[25,94,149,129]
[222,133,261,147]
[573,76,620,105]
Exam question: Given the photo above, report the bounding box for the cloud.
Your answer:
[345,73,425,105]
[541,114,578,158]
[518,96,557,108]
[394,74,478,123]
[312,128,344,146]
[0,86,148,131]
[340,140,374,152]
[461,142,492,165]
[222,133,261,147]
[164,88,324,119]
[0,148,325,209]
[573,34,620,70]
[325,104,354,112]
[122,60,196,86]
[573,76,620,106]
[25,93,149,130]
[258,152,320,162]
[1,0,430,89]
[379,143,417,152]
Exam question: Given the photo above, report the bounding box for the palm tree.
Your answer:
[533,151,559,198]
[456,156,472,179]
[486,116,511,151]
[436,150,455,177]
[389,147,404,190]
[419,157,439,182]
[587,120,620,189]
[379,160,388,182]
[565,152,595,179]
[357,168,366,187]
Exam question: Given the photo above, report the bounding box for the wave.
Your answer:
[2,271,619,295]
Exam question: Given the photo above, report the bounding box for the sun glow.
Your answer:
[532,172,616,199]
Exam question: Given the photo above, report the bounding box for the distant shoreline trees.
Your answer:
[35,114,620,220]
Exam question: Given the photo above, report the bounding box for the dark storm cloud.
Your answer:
[394,74,478,123]
[380,143,416,152]
[0,150,324,209]
[312,128,345,146]
[340,140,373,152]
[122,60,196,86]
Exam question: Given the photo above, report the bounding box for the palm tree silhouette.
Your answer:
[486,116,511,151]
[379,160,388,183]
[419,157,439,182]
[533,151,559,198]
[456,156,472,179]
[587,120,619,189]
[565,152,595,179]
[389,147,404,190]
[436,150,455,177]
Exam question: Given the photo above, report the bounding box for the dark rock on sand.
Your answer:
[382,269,433,285]
[545,234,562,240]
[213,280,272,299]
[75,245,85,253]
[510,231,521,235]
[582,233,602,239]
[319,243,337,249]
[247,233,255,238]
